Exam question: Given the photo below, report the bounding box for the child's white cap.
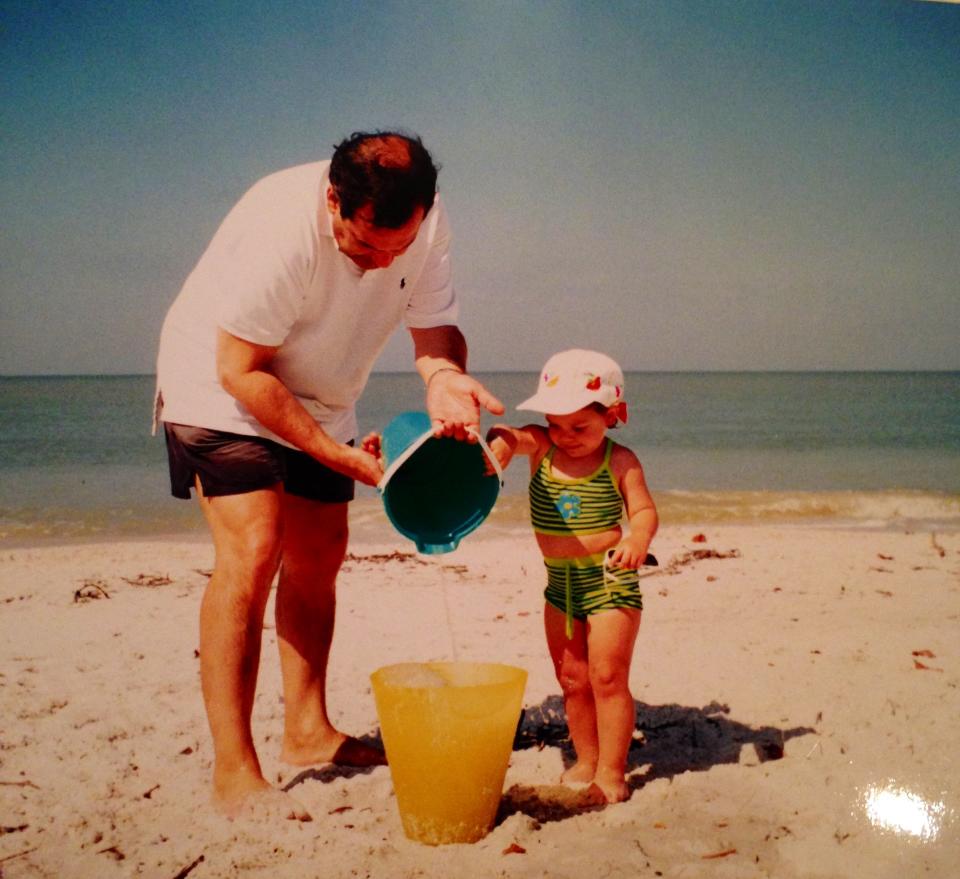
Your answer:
[517,349,625,417]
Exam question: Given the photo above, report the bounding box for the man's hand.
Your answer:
[359,431,382,461]
[426,370,505,441]
[327,442,384,487]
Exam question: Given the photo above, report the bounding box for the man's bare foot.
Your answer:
[229,788,312,822]
[280,731,386,768]
[588,771,631,804]
[213,771,312,821]
[560,760,597,785]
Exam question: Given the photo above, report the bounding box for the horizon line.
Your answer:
[3,368,960,380]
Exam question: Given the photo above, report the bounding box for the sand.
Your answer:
[1,523,958,878]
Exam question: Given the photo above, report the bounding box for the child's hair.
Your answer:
[589,401,617,418]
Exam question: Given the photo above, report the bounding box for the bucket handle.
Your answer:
[377,427,504,493]
[469,427,505,486]
[377,427,433,493]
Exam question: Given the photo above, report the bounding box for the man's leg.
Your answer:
[276,493,385,766]
[196,484,309,818]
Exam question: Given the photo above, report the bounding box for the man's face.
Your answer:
[326,187,425,271]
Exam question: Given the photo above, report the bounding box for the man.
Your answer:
[155,131,503,819]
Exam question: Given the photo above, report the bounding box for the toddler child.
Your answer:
[486,349,658,803]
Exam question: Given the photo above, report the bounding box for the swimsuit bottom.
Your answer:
[543,552,644,639]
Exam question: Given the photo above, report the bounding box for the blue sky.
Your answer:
[2,0,958,374]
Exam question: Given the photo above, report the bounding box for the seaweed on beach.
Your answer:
[74,580,110,602]
[121,573,173,587]
[662,547,742,574]
[342,551,430,571]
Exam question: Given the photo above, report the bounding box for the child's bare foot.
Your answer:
[588,770,631,804]
[560,761,597,785]
[213,770,312,821]
[281,731,386,768]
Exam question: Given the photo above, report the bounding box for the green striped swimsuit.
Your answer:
[530,439,623,537]
[529,440,643,637]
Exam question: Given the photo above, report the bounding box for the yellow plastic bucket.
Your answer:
[371,661,527,845]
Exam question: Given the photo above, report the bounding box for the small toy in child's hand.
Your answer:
[605,548,657,567]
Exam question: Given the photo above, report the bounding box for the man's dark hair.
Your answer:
[329,131,439,228]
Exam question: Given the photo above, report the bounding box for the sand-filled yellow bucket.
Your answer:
[371,661,527,845]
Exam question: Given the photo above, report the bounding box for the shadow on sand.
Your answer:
[498,695,816,824]
[282,696,815,828]
[281,733,386,790]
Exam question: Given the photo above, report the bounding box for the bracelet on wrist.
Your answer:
[427,366,464,387]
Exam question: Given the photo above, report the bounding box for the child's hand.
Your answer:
[607,537,651,570]
[483,427,517,476]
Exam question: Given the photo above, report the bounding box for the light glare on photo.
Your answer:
[862,784,946,841]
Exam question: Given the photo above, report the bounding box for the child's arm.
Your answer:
[484,424,548,474]
[609,445,659,568]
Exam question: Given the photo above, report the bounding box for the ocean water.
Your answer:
[0,372,958,545]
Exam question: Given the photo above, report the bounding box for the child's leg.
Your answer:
[585,608,642,803]
[544,603,598,783]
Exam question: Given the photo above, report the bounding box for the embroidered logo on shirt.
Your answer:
[556,491,581,520]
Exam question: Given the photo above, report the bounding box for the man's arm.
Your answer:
[410,325,504,440]
[411,323,467,380]
[216,328,383,486]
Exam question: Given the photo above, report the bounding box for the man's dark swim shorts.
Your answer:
[163,423,355,502]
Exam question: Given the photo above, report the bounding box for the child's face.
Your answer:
[545,406,611,457]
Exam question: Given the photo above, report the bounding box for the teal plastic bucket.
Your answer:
[378,411,503,554]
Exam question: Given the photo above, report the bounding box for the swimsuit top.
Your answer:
[529,438,624,537]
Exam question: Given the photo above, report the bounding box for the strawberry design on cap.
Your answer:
[516,349,627,422]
